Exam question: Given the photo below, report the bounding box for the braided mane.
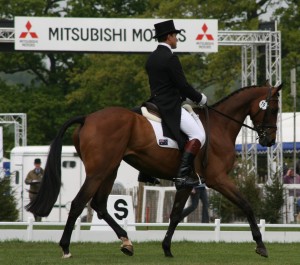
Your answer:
[210,85,259,108]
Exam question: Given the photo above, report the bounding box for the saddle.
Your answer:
[141,102,162,122]
[141,101,195,123]
[131,102,201,150]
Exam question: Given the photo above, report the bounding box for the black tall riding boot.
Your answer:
[174,139,201,190]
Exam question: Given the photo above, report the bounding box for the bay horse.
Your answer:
[26,82,282,259]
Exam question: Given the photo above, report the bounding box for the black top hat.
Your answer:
[34,158,41,164]
[153,20,181,39]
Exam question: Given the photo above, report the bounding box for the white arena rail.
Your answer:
[1,218,300,243]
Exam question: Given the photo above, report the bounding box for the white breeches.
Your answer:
[180,107,206,147]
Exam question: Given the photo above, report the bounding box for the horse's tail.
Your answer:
[25,115,86,217]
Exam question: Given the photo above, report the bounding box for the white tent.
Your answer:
[236,112,300,152]
[280,112,300,142]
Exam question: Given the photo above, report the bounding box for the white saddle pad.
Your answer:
[142,104,203,150]
[148,119,179,149]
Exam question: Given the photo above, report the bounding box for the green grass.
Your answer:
[0,241,300,265]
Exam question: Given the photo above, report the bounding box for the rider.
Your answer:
[145,19,207,190]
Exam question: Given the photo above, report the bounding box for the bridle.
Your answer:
[250,87,279,140]
[207,86,279,141]
[201,86,279,168]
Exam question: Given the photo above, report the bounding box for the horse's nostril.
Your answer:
[266,139,275,147]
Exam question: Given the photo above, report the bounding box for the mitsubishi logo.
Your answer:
[196,23,214,41]
[19,21,38,39]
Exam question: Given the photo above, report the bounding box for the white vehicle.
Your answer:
[10,146,138,222]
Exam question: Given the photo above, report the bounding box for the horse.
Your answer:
[26,82,282,259]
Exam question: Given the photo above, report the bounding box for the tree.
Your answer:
[66,54,149,112]
[274,1,300,112]
[0,176,18,221]
[66,0,149,18]
[261,176,284,223]
[0,1,88,152]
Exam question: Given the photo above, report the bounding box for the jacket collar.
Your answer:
[158,43,173,53]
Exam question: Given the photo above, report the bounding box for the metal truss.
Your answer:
[265,32,282,180]
[0,28,282,179]
[219,30,282,180]
[219,31,277,46]
[0,114,27,146]
[240,45,258,176]
[0,28,14,42]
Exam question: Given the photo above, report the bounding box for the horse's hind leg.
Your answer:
[212,177,268,257]
[162,188,192,257]
[90,184,134,256]
[59,178,100,258]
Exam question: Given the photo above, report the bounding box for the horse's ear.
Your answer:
[265,80,271,87]
[276,83,283,91]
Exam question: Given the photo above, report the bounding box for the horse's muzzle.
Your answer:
[259,137,275,147]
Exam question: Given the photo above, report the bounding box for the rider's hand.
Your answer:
[198,93,207,107]
[185,98,194,105]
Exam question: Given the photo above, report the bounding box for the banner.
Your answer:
[15,17,218,53]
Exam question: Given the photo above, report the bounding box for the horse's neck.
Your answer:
[210,88,258,140]
[216,96,250,122]
[215,87,263,121]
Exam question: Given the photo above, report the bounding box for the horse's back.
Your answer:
[89,106,136,124]
[75,107,154,169]
[79,107,137,144]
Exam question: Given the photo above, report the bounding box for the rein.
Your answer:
[198,85,279,170]
[206,105,257,131]
[200,103,255,170]
[205,86,278,134]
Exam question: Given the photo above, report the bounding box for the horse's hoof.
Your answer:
[164,250,174,258]
[162,241,174,257]
[120,237,134,256]
[162,246,173,257]
[62,253,72,259]
[120,245,134,256]
[255,247,268,258]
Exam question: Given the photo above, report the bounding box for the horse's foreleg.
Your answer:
[214,180,268,257]
[237,194,267,257]
[162,188,191,257]
[91,191,134,256]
